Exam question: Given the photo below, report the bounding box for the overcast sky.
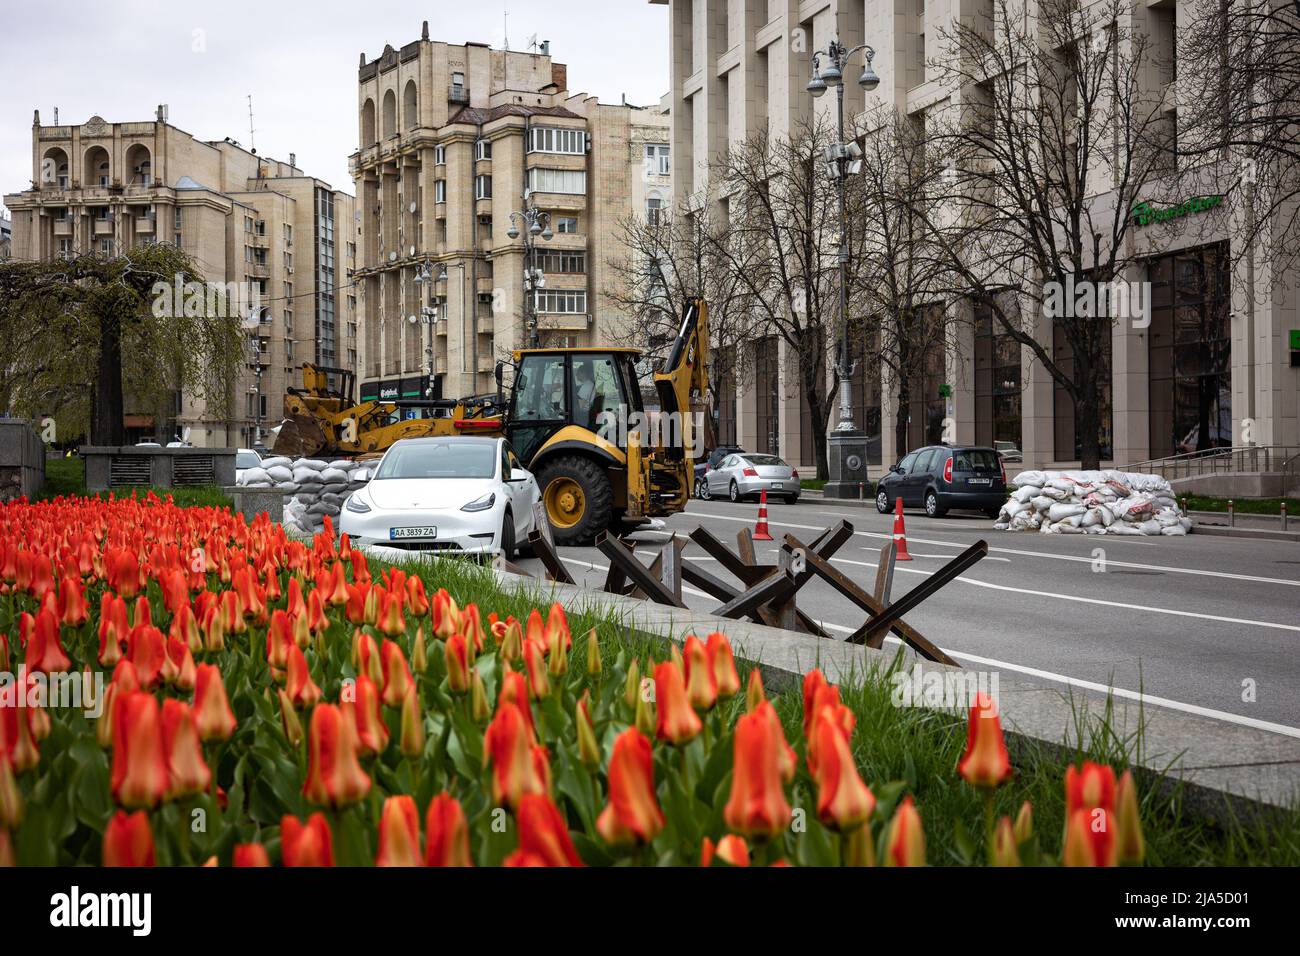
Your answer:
[0,0,669,214]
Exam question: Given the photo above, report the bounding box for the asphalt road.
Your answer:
[515,496,1300,735]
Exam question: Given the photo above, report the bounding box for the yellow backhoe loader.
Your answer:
[272,298,711,545]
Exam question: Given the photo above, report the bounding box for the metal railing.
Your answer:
[1121,445,1300,479]
[1283,451,1300,499]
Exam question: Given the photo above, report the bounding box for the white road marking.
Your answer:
[685,507,1300,587]
[546,556,1300,737]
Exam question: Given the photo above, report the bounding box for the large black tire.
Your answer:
[925,489,947,518]
[537,455,614,546]
[499,509,516,560]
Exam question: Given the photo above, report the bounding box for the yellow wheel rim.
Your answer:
[544,477,585,529]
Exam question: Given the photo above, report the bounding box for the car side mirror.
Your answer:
[508,468,528,482]
[353,467,371,482]
[494,360,504,388]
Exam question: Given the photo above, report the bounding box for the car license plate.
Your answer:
[772,482,783,489]
[969,478,991,485]
[390,526,437,540]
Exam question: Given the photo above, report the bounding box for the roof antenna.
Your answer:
[503,3,510,50]
[247,94,256,154]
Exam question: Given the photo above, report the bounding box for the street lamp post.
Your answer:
[507,203,553,349]
[808,37,879,498]
[413,261,440,401]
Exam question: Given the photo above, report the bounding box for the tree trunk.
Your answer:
[894,374,911,461]
[1075,363,1102,470]
[91,308,126,446]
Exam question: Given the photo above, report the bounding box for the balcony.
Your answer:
[52,219,72,237]
[136,216,155,234]
[93,219,115,236]
[474,313,494,335]
[448,85,469,105]
[537,313,589,332]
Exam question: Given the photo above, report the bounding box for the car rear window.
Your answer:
[745,454,785,466]
[956,449,999,471]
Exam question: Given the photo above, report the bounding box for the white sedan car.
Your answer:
[339,436,540,557]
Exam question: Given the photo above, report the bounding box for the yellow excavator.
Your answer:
[272,298,711,545]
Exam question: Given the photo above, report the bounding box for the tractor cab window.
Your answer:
[514,356,568,421]
[571,354,624,432]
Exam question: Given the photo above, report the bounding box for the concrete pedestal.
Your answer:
[823,429,873,499]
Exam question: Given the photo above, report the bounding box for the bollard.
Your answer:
[1228,499,1235,528]
[1283,501,1289,532]
[1180,496,1187,516]
[859,481,865,500]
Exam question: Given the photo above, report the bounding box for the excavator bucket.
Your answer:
[271,410,329,458]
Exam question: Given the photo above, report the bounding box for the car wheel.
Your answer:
[876,490,891,514]
[785,494,799,505]
[499,509,516,561]
[699,478,711,500]
[984,507,1002,519]
[536,455,614,546]
[925,490,947,518]
[729,480,740,502]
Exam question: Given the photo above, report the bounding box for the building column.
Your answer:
[879,358,900,472]
[1111,262,1150,467]
[948,298,976,445]
[1021,291,1055,470]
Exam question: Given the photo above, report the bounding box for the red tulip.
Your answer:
[701,834,749,867]
[375,795,424,867]
[267,609,294,672]
[653,661,703,745]
[544,602,571,654]
[380,639,415,708]
[352,630,382,684]
[484,702,548,810]
[126,624,167,689]
[425,792,472,866]
[103,810,154,866]
[303,703,371,808]
[161,698,211,799]
[1063,807,1118,867]
[25,607,70,675]
[281,813,334,866]
[461,603,485,652]
[682,635,717,711]
[233,843,271,867]
[596,728,665,847]
[956,692,1012,788]
[404,575,430,616]
[753,700,796,784]
[706,633,741,699]
[444,632,470,694]
[165,636,197,692]
[812,709,875,830]
[348,674,389,755]
[523,638,550,699]
[192,663,237,742]
[723,708,792,839]
[1065,761,1117,818]
[802,669,830,736]
[57,576,88,627]
[507,794,583,867]
[0,699,40,773]
[377,587,406,636]
[285,644,322,709]
[110,691,168,809]
[884,796,926,867]
[496,668,536,741]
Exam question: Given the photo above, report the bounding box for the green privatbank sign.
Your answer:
[1289,329,1300,350]
[1131,195,1224,227]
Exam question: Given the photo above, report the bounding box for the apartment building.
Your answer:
[4,108,358,448]
[653,0,1298,473]
[350,26,671,408]
[0,213,11,260]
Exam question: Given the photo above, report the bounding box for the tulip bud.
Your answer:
[303,704,372,808]
[0,759,23,828]
[682,635,717,712]
[376,795,424,867]
[378,588,406,637]
[293,609,312,651]
[507,794,583,867]
[285,644,323,709]
[723,708,792,840]
[623,658,640,711]
[499,619,523,663]
[348,675,389,756]
[596,728,664,847]
[444,633,470,694]
[380,639,416,708]
[193,664,238,742]
[281,813,335,866]
[706,633,741,699]
[653,662,702,746]
[278,689,303,747]
[701,834,749,867]
[470,670,490,723]
[1115,770,1144,865]
[0,828,13,867]
[844,822,875,867]
[883,796,926,867]
[1013,800,1033,845]
[547,626,569,678]
[425,792,472,866]
[813,711,875,831]
[992,816,1020,867]
[399,688,425,758]
[669,643,684,671]
[110,692,168,809]
[576,692,601,769]
[233,843,271,867]
[956,692,1012,789]
[523,640,550,700]
[746,667,766,713]
[412,627,428,674]
[1063,807,1117,867]
[585,628,601,676]
[161,698,212,800]
[103,810,155,867]
[484,703,547,810]
[461,603,485,653]
[634,680,656,738]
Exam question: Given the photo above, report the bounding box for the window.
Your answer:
[514,355,568,421]
[434,180,447,204]
[98,162,110,187]
[645,143,670,176]
[245,216,254,233]
[95,206,111,221]
[255,219,266,236]
[475,174,492,200]
[475,139,492,161]
[534,289,587,314]
[284,223,293,245]
[536,250,586,274]
[974,301,1022,449]
[897,451,918,473]
[434,144,446,166]
[99,238,114,256]
[527,168,586,195]
[58,238,72,257]
[529,127,586,155]
[556,216,578,234]
[173,208,182,231]
[571,354,623,430]
[646,196,663,225]
[451,72,465,88]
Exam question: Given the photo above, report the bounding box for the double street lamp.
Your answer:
[507,204,553,348]
[808,39,879,433]
[413,260,443,399]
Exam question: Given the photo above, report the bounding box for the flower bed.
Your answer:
[0,492,1150,866]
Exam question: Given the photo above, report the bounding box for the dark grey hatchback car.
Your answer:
[875,445,1007,518]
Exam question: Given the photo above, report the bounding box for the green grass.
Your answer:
[800,478,827,491]
[1183,494,1299,515]
[36,455,232,510]
[375,553,1300,866]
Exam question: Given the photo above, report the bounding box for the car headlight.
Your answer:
[461,492,496,512]
[344,493,371,514]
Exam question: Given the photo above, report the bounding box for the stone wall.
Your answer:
[0,420,46,502]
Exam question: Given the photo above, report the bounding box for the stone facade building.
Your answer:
[4,108,357,448]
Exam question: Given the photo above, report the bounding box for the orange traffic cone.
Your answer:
[892,497,913,561]
[752,489,774,541]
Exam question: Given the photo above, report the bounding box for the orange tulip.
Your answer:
[653,661,702,745]
[497,668,536,741]
[444,632,470,694]
[399,687,424,758]
[281,813,335,866]
[706,633,741,699]
[701,834,750,867]
[576,692,601,768]
[103,810,154,867]
[0,699,39,773]
[127,624,167,689]
[25,607,70,675]
[303,703,371,808]
[233,843,271,867]
[353,630,382,684]
[992,816,1020,867]
[110,691,168,809]
[956,692,1012,788]
[375,795,424,867]
[1063,807,1118,867]
[57,576,88,627]
[161,698,211,800]
[802,669,830,736]
[723,709,792,840]
[544,602,571,654]
[425,792,472,866]
[267,609,294,673]
[285,644,322,709]
[165,637,197,693]
[746,667,766,713]
[597,728,665,847]
[506,794,583,867]
[380,639,415,708]
[484,702,548,810]
[192,664,237,742]
[461,603,485,652]
[404,574,430,616]
[812,710,875,831]
[523,638,550,700]
[682,635,717,711]
[431,588,460,639]
[1066,761,1116,819]
[753,700,796,784]
[377,587,406,636]
[883,796,926,867]
[349,674,389,756]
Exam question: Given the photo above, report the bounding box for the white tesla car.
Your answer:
[339,436,540,557]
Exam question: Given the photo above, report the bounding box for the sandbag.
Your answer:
[321,467,350,483]
[267,465,294,482]
[261,456,293,470]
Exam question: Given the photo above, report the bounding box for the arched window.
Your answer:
[403,80,418,130]
[361,98,376,145]
[382,90,397,139]
[42,147,69,188]
[84,146,111,187]
[125,144,152,186]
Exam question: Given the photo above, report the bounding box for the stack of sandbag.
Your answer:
[279,458,371,535]
[236,455,298,491]
[994,469,1194,536]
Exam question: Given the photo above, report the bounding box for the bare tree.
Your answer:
[919,0,1175,469]
[705,117,872,478]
